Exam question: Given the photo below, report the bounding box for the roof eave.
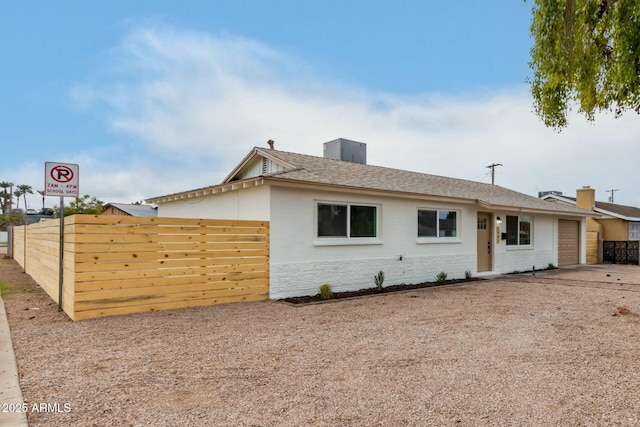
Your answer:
[146,177,265,204]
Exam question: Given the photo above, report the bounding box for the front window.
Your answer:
[317,204,347,237]
[418,209,458,238]
[630,223,640,240]
[506,215,531,246]
[317,203,377,238]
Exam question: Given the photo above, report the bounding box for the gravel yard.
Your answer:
[2,255,640,426]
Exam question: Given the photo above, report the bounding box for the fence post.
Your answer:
[6,226,12,258]
[23,222,27,273]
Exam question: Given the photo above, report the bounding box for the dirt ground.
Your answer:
[2,254,640,426]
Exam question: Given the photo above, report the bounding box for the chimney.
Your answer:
[576,186,595,210]
[267,139,275,149]
[323,138,366,164]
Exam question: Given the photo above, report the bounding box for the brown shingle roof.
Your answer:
[554,196,640,219]
[258,148,592,216]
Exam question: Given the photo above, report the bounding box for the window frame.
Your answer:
[505,215,532,247]
[629,223,640,240]
[314,201,382,246]
[417,208,461,243]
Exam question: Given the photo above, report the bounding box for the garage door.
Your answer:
[558,220,579,265]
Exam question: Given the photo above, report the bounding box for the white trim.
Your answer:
[416,207,462,242]
[314,199,382,244]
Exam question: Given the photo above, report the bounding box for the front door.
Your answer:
[477,213,492,272]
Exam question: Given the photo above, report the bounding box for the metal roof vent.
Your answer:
[323,138,367,164]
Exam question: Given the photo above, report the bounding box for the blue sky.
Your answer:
[2,1,639,209]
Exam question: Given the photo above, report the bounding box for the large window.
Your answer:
[506,215,531,246]
[630,223,640,240]
[317,203,377,238]
[418,209,457,238]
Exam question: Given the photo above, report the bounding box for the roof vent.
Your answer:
[323,138,366,164]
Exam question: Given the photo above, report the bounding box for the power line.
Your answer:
[486,163,502,185]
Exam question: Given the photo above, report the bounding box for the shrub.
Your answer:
[464,270,472,279]
[547,263,557,270]
[435,272,447,283]
[318,283,333,300]
[374,271,385,290]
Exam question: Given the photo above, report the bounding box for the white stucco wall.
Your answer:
[491,212,557,274]
[157,185,271,220]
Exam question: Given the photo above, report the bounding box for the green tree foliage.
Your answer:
[54,195,104,217]
[529,0,640,129]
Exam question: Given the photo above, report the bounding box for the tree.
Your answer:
[54,194,104,217]
[16,184,33,210]
[0,181,13,216]
[38,190,45,210]
[14,189,23,210]
[529,0,640,129]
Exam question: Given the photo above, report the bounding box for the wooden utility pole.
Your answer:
[606,189,619,203]
[486,163,503,185]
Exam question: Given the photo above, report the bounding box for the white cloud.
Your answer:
[56,25,640,208]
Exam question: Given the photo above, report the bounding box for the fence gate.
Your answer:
[603,241,639,265]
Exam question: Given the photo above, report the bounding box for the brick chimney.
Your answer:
[576,186,595,211]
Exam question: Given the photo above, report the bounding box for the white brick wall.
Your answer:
[270,253,475,299]
[494,249,554,274]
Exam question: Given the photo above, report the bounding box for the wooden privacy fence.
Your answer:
[11,215,269,320]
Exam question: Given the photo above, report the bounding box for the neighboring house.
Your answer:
[147,138,593,299]
[541,186,640,264]
[102,203,158,217]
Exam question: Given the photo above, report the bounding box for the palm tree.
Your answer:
[0,181,12,216]
[17,184,33,210]
[14,189,23,210]
[38,190,45,210]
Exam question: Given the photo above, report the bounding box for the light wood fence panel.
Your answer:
[586,231,600,265]
[11,215,270,320]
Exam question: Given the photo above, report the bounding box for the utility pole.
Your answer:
[486,163,503,185]
[606,189,619,203]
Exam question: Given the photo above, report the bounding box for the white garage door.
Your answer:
[558,220,579,266]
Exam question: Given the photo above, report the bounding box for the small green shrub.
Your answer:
[318,283,333,300]
[435,272,447,283]
[374,271,385,290]
[464,270,472,279]
[547,263,557,270]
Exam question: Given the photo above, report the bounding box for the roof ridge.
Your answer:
[259,147,503,189]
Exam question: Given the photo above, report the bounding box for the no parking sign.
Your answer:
[44,162,79,197]
[43,161,80,314]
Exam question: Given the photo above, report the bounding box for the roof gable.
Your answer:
[222,148,297,183]
[541,194,640,221]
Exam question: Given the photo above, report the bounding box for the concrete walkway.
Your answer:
[0,243,28,426]
[0,296,28,426]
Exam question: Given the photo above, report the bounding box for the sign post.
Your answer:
[44,162,79,312]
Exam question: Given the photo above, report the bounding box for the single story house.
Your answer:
[102,203,158,217]
[148,138,593,299]
[542,186,640,263]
